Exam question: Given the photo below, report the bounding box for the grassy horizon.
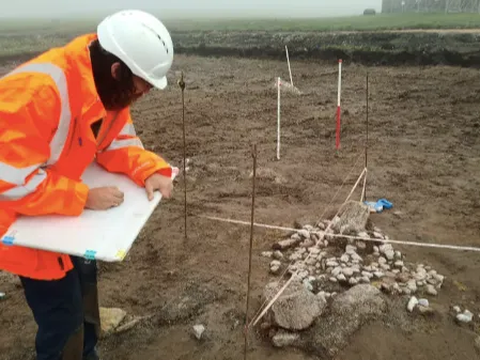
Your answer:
[1,13,480,34]
[1,13,480,58]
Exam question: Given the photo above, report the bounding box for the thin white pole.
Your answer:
[277,77,281,160]
[285,45,294,87]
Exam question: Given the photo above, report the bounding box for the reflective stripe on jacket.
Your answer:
[0,33,172,280]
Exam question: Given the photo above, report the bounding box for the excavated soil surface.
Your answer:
[1,48,480,360]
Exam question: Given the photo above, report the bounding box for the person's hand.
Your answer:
[145,173,173,201]
[85,186,124,210]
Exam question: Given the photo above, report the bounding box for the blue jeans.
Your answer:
[20,256,100,360]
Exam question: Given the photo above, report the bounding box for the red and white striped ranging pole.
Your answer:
[336,59,342,150]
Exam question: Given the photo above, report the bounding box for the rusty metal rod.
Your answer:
[244,143,257,360]
[178,72,187,240]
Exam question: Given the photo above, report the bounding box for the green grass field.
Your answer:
[0,13,479,58]
[1,13,480,34]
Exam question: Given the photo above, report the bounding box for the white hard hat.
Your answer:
[97,9,174,89]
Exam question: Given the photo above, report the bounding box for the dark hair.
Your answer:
[89,39,137,111]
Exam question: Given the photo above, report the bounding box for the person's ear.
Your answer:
[111,62,121,80]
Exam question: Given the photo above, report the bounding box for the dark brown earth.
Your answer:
[1,40,480,360]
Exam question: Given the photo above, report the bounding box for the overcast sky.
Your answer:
[2,0,382,18]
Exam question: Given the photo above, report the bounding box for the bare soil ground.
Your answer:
[1,48,480,360]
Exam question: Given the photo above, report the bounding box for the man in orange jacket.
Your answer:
[0,10,175,360]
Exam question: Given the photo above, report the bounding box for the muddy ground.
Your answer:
[1,34,480,360]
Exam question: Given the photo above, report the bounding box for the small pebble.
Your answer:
[345,245,357,254]
[308,247,320,255]
[384,249,395,261]
[407,279,417,293]
[394,260,404,268]
[453,306,461,313]
[360,276,370,284]
[342,268,354,277]
[336,274,347,282]
[407,296,419,312]
[298,229,310,239]
[303,279,314,292]
[456,310,473,323]
[357,241,366,250]
[332,267,342,277]
[418,299,429,307]
[426,284,438,296]
[329,277,338,283]
[193,324,206,340]
[378,257,387,265]
[272,250,284,260]
[373,246,379,253]
[361,271,373,279]
[349,277,359,285]
[394,251,402,259]
[262,251,273,258]
[340,254,350,263]
[326,261,339,267]
[373,232,384,239]
[373,271,384,279]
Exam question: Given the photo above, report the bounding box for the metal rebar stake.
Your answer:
[244,144,257,360]
[365,72,369,201]
[178,72,187,240]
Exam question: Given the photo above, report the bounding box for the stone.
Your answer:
[273,250,284,260]
[349,277,359,285]
[289,253,302,261]
[326,261,339,268]
[426,284,438,296]
[350,253,363,262]
[274,238,298,251]
[303,279,314,292]
[360,276,370,284]
[298,229,310,239]
[308,247,321,255]
[418,299,429,307]
[262,251,273,258]
[407,297,418,312]
[100,307,127,335]
[193,324,206,340]
[417,305,435,316]
[394,260,404,268]
[272,330,301,348]
[332,201,370,234]
[346,245,357,254]
[407,279,417,293]
[332,267,342,277]
[358,231,370,238]
[395,251,402,259]
[453,306,461,313]
[373,232,384,239]
[456,310,473,324]
[357,241,367,251]
[373,271,384,279]
[264,281,327,331]
[384,250,395,261]
[330,277,338,283]
[378,257,387,265]
[340,254,350,263]
[361,271,373,279]
[337,274,347,282]
[379,264,391,271]
[303,285,386,358]
[373,246,379,253]
[342,268,354,277]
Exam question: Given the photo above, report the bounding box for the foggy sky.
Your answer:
[2,0,382,18]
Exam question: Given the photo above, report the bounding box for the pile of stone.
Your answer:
[262,208,445,299]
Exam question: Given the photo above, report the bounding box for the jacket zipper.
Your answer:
[97,111,120,149]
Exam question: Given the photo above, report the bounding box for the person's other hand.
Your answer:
[145,173,173,201]
[85,186,124,210]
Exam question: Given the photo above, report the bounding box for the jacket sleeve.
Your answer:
[0,82,89,217]
[96,108,172,187]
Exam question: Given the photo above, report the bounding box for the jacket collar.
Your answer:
[65,33,107,125]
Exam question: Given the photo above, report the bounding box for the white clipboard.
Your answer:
[1,161,178,262]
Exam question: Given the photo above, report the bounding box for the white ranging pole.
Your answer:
[285,45,294,87]
[277,77,281,160]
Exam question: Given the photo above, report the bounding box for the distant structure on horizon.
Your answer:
[381,0,480,13]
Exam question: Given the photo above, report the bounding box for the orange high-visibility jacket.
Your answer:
[0,33,172,280]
